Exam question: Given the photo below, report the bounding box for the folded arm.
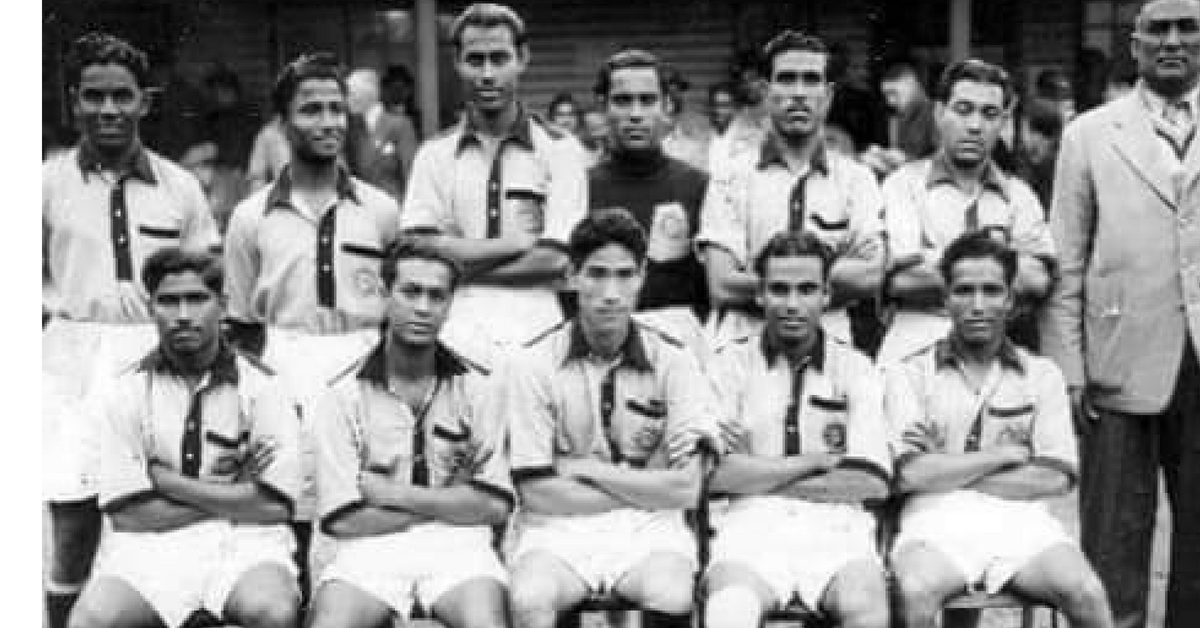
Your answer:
[708,452,839,496]
[106,492,211,533]
[359,471,511,526]
[150,464,292,524]
[896,446,1027,495]
[321,502,433,539]
[561,456,702,511]
[967,461,1074,500]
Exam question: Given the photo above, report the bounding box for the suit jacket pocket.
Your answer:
[1083,278,1126,390]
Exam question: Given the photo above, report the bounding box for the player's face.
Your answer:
[936,79,1008,170]
[386,259,454,348]
[1132,0,1200,96]
[572,243,645,337]
[605,67,669,153]
[945,257,1014,347]
[456,25,527,117]
[73,63,149,155]
[766,50,832,142]
[759,255,829,348]
[284,78,348,165]
[151,271,223,360]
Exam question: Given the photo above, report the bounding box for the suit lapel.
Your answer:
[1108,94,1179,210]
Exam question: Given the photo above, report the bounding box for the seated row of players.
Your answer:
[68,216,1113,628]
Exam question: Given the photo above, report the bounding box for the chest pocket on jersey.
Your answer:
[809,395,849,454]
[985,402,1035,448]
[138,225,182,239]
[431,419,478,482]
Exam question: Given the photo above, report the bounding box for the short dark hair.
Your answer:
[67,32,150,89]
[593,49,672,99]
[568,207,647,267]
[881,59,923,84]
[934,59,1015,108]
[271,52,346,117]
[548,92,581,119]
[450,3,527,51]
[938,231,1018,286]
[380,238,463,292]
[761,30,830,79]
[1024,99,1064,139]
[753,231,834,281]
[142,248,223,296]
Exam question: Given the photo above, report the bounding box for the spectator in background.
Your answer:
[547,91,584,136]
[707,49,771,173]
[862,60,938,179]
[1015,99,1064,210]
[580,106,609,165]
[707,82,737,137]
[1033,67,1077,123]
[662,66,713,172]
[346,67,418,202]
[1102,58,1138,103]
[381,64,421,135]
[827,40,885,154]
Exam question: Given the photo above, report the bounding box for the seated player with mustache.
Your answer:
[885,232,1111,628]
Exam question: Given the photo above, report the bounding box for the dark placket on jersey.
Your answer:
[485,149,505,238]
[110,175,135,281]
[180,389,207,477]
[316,206,339,308]
[784,364,805,455]
[600,367,626,465]
[787,173,809,233]
[409,379,443,486]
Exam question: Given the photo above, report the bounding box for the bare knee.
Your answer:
[510,571,564,616]
[234,593,300,628]
[1056,572,1110,617]
[67,595,125,628]
[825,569,889,628]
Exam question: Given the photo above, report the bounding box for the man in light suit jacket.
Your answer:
[1042,1,1200,626]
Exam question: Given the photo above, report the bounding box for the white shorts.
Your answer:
[263,327,379,521]
[892,490,1075,594]
[317,523,506,617]
[511,509,697,596]
[709,497,880,610]
[91,520,298,628]
[43,320,158,502]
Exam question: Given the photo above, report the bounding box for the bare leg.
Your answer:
[433,576,509,628]
[509,551,590,628]
[67,576,165,628]
[305,579,394,628]
[1007,543,1113,628]
[702,561,775,628]
[819,558,889,628]
[891,542,970,628]
[222,563,301,628]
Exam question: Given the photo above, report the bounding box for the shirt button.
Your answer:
[186,453,194,460]
[116,236,126,244]
[490,183,499,191]
[187,422,196,429]
[321,236,330,245]
[322,264,331,271]
[114,210,123,218]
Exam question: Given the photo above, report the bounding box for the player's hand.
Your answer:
[717,419,751,455]
[1070,386,1100,436]
[117,281,151,321]
[235,438,277,482]
[813,452,844,472]
[358,467,396,504]
[995,444,1032,466]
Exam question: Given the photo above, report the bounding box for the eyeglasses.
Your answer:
[1134,18,1200,46]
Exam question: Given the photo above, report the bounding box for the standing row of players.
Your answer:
[43,2,1117,628]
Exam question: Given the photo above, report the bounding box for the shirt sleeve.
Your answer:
[312,387,366,522]
[248,378,305,509]
[881,168,925,261]
[539,138,589,247]
[504,353,559,481]
[464,374,515,505]
[222,199,261,324]
[884,360,941,468]
[1029,359,1079,483]
[1006,178,1056,260]
[661,345,723,466]
[695,165,750,266]
[97,376,154,511]
[842,354,893,481]
[842,163,886,264]
[399,143,455,234]
[178,171,220,252]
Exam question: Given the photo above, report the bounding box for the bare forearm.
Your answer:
[429,235,527,276]
[776,469,890,503]
[709,454,833,496]
[968,464,1073,500]
[517,477,627,516]
[897,451,1015,494]
[473,247,570,287]
[154,474,291,523]
[575,461,700,510]
[830,257,883,302]
[323,505,431,539]
[368,483,510,526]
[886,263,945,306]
[108,494,211,533]
[1014,255,1052,301]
